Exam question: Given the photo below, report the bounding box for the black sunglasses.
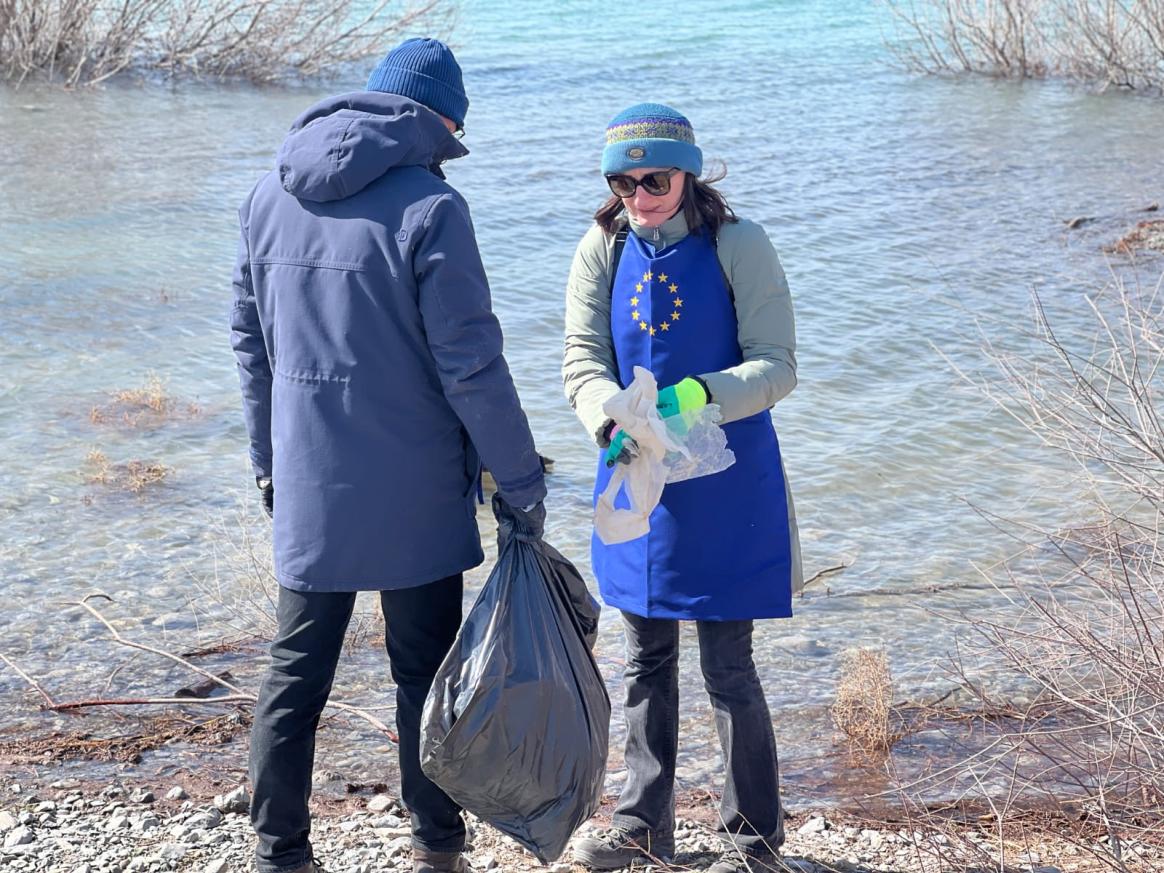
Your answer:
[605,168,680,198]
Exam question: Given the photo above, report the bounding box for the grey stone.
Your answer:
[164,787,187,802]
[796,816,828,836]
[186,808,223,830]
[212,787,248,815]
[4,826,35,847]
[385,836,411,857]
[130,790,155,805]
[477,854,498,870]
[0,811,17,831]
[158,843,188,861]
[367,793,394,813]
[203,860,228,873]
[34,801,56,813]
[133,815,161,833]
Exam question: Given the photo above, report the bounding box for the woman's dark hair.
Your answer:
[594,165,738,236]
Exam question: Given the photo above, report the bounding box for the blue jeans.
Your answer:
[611,612,784,854]
[249,576,465,873]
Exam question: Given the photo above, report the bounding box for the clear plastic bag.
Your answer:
[420,497,609,862]
[594,366,735,545]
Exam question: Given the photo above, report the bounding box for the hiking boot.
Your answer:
[412,847,474,873]
[708,848,795,873]
[286,862,324,873]
[573,825,674,870]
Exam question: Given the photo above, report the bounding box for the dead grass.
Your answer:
[89,373,200,429]
[0,711,250,766]
[1104,219,1164,255]
[832,647,906,757]
[84,449,170,493]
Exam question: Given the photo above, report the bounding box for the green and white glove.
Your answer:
[656,376,710,419]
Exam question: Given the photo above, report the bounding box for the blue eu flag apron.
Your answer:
[591,228,794,621]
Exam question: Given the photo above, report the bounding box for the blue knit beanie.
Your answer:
[366,38,469,128]
[601,103,703,176]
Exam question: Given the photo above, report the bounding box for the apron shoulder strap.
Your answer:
[713,233,736,305]
[608,228,629,298]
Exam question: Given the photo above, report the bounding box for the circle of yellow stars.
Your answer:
[630,269,683,336]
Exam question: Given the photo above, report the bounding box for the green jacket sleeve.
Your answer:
[699,218,798,423]
[562,224,623,444]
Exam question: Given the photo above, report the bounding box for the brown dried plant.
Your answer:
[90,373,200,429]
[84,449,170,492]
[832,647,906,757]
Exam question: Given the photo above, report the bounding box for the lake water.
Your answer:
[1,0,1162,807]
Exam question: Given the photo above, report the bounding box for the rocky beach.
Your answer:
[2,767,1160,873]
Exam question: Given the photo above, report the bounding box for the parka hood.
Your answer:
[277,91,468,203]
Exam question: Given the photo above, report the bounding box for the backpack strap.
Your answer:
[607,228,629,298]
[713,233,736,305]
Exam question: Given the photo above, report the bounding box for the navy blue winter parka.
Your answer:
[231,91,545,592]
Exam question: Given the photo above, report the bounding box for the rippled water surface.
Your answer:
[2,0,1163,804]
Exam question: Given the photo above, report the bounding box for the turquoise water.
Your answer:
[1,0,1163,803]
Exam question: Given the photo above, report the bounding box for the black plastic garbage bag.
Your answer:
[420,497,610,863]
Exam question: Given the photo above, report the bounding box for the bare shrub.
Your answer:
[0,0,452,87]
[940,274,1164,848]
[832,647,905,756]
[882,0,1164,92]
[182,506,383,654]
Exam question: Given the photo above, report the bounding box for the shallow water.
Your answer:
[1,0,1163,805]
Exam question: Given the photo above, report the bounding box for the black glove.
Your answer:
[256,476,273,519]
[491,493,545,542]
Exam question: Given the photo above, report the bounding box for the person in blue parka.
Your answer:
[230,38,546,873]
[563,104,803,873]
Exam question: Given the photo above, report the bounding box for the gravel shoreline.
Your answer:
[1,773,1160,873]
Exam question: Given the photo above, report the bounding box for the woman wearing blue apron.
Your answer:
[563,104,802,873]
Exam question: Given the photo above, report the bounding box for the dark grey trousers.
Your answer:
[248,575,465,873]
[611,612,785,854]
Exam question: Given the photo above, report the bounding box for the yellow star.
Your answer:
[660,322,670,332]
[630,296,639,306]
[649,326,656,336]
[658,272,668,283]
[639,320,649,331]
[631,310,640,320]
[668,283,678,294]
[671,312,681,321]
[635,283,643,293]
[643,271,653,282]
[674,298,683,308]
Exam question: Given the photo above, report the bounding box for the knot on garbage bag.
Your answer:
[492,493,545,543]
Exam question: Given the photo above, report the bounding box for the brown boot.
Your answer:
[413,847,474,873]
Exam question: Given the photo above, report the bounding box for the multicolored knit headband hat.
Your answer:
[601,102,703,177]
